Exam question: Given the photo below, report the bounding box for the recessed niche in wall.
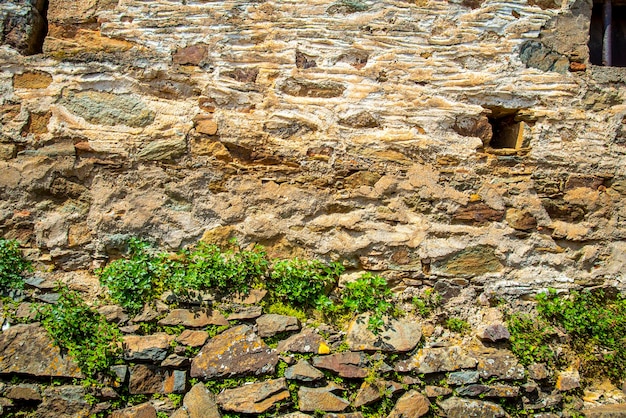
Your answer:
[488,111,525,150]
[589,0,626,67]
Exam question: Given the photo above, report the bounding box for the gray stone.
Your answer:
[583,404,626,418]
[448,371,480,386]
[226,305,263,320]
[438,397,507,418]
[476,350,525,380]
[59,90,155,127]
[36,385,91,418]
[395,346,477,374]
[158,309,228,328]
[0,0,47,55]
[284,359,325,382]
[256,314,300,337]
[111,365,129,385]
[4,384,41,401]
[346,314,422,352]
[519,40,569,74]
[477,323,510,342]
[217,378,289,413]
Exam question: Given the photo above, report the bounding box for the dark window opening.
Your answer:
[589,0,626,67]
[488,111,524,150]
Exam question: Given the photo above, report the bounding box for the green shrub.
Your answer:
[536,289,626,381]
[0,238,32,291]
[97,238,163,313]
[507,312,555,367]
[445,317,470,334]
[339,273,395,332]
[37,286,122,380]
[412,288,442,317]
[268,258,344,308]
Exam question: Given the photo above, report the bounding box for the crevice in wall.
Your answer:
[486,109,525,150]
[0,0,48,55]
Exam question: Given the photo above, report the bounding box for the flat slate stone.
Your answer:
[438,397,507,418]
[313,351,368,378]
[395,346,477,374]
[298,384,349,412]
[388,390,430,418]
[346,314,422,352]
[129,365,186,394]
[190,324,278,379]
[217,378,289,413]
[123,333,172,362]
[284,359,324,382]
[158,309,228,328]
[256,314,300,337]
[0,323,82,378]
[171,383,220,418]
[277,328,330,354]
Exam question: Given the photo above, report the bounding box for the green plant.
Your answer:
[0,238,32,291]
[445,317,470,334]
[412,288,442,317]
[269,258,344,308]
[36,285,122,381]
[266,301,307,322]
[507,312,555,367]
[340,273,395,333]
[536,289,626,381]
[167,393,183,408]
[97,238,163,314]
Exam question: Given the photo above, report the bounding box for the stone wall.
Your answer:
[2,0,626,415]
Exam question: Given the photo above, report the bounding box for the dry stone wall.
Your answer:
[2,0,626,416]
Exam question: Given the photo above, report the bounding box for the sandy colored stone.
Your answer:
[13,71,52,89]
[110,403,157,418]
[388,390,430,418]
[172,383,220,418]
[395,346,477,374]
[0,323,82,378]
[176,330,209,347]
[277,328,330,354]
[313,351,368,378]
[284,359,324,382]
[195,118,218,135]
[217,378,289,414]
[123,333,173,361]
[346,314,422,352]
[298,385,349,413]
[256,314,300,337]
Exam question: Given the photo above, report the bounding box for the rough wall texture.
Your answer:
[2,0,626,299]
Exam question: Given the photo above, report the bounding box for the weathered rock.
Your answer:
[158,309,228,328]
[110,403,157,418]
[435,245,503,277]
[173,44,208,66]
[396,346,477,374]
[13,71,53,89]
[36,386,92,418]
[256,314,300,337]
[556,369,581,391]
[506,209,538,231]
[352,380,403,408]
[447,371,480,386]
[438,397,507,418]
[190,325,278,379]
[225,305,263,320]
[4,384,42,401]
[137,138,187,162]
[129,365,186,394]
[313,351,368,378]
[123,333,173,362]
[424,386,453,398]
[0,0,48,55]
[161,354,189,368]
[97,305,129,325]
[176,330,209,347]
[171,383,220,418]
[346,314,422,352]
[284,359,325,382]
[0,323,82,378]
[387,390,430,418]
[519,40,569,74]
[527,363,551,381]
[217,378,290,414]
[339,111,380,129]
[59,91,155,127]
[477,323,511,342]
[277,328,330,354]
[280,78,345,98]
[453,203,505,225]
[476,350,525,380]
[298,385,349,412]
[583,404,626,418]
